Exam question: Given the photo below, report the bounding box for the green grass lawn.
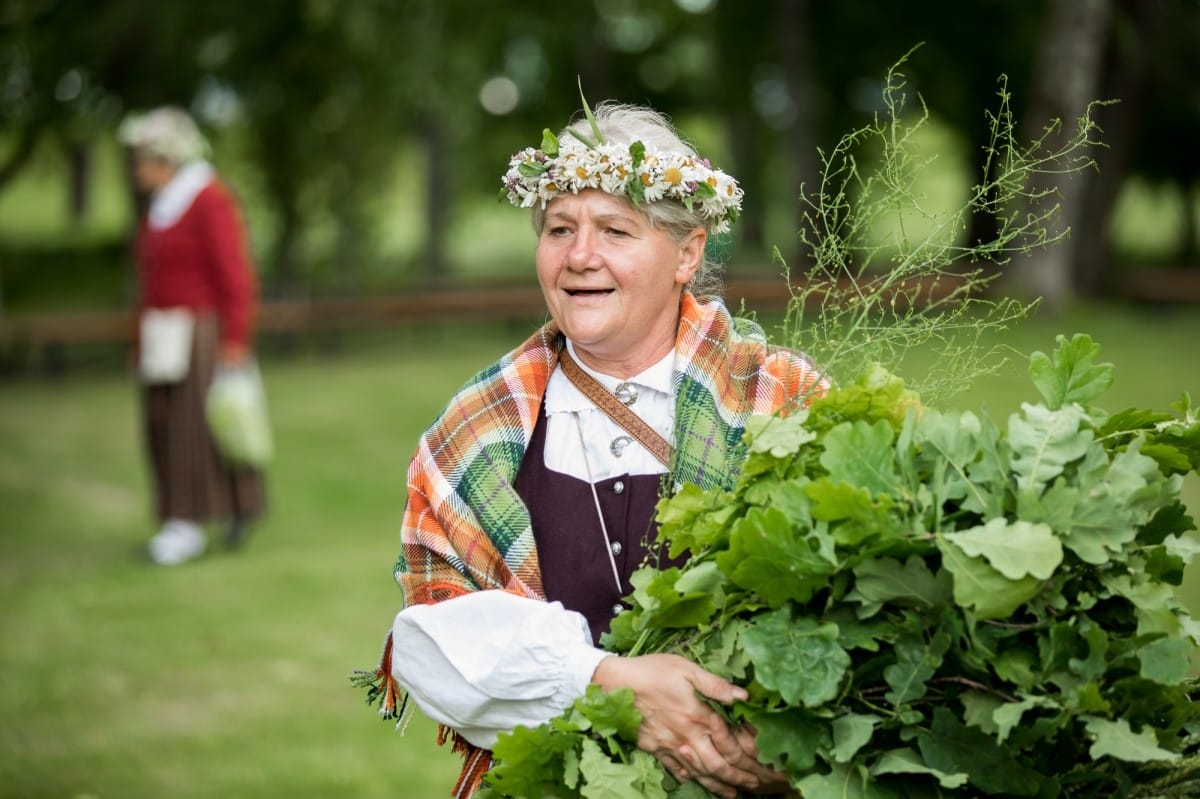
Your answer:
[0,325,532,799]
[1,305,1198,798]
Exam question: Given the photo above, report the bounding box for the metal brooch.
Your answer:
[614,382,638,406]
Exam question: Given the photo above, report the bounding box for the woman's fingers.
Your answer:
[680,730,785,795]
[658,752,690,784]
[727,723,791,792]
[593,653,788,795]
[684,660,748,705]
[672,718,789,794]
[667,748,737,799]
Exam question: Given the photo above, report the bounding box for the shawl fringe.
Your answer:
[440,726,492,799]
[354,632,492,797]
[350,631,407,723]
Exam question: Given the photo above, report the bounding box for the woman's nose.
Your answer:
[566,226,601,271]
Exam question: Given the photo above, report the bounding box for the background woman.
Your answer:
[119,107,266,566]
[370,102,828,797]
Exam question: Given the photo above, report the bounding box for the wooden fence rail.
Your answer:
[0,279,801,374]
[3,269,1195,375]
[0,279,797,349]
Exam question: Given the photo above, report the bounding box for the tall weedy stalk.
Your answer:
[779,50,1106,401]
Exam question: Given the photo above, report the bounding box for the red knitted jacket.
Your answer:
[135,179,258,349]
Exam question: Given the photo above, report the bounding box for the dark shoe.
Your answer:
[225,520,253,550]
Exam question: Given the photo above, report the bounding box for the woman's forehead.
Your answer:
[130,146,167,163]
[545,189,641,221]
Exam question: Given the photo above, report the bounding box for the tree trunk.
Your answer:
[272,195,301,298]
[716,0,766,257]
[334,196,366,292]
[67,139,91,222]
[1075,0,1165,295]
[775,0,819,271]
[1005,0,1111,311]
[727,112,764,255]
[119,144,144,306]
[0,124,39,192]
[422,115,449,284]
[1185,184,1199,263]
[576,13,612,104]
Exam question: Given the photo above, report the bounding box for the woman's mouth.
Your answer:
[565,289,613,296]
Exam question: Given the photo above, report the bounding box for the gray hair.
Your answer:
[530,102,728,300]
[117,106,210,166]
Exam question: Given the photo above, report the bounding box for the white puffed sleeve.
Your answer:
[390,590,612,749]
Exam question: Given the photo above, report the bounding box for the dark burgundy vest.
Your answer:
[514,405,666,644]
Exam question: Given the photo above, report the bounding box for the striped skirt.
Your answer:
[141,314,266,524]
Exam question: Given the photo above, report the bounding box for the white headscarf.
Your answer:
[117,106,210,166]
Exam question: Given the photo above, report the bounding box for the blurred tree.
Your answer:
[773,0,820,268]
[3,0,454,292]
[1076,0,1177,294]
[0,0,220,316]
[1098,0,1200,271]
[820,1,1043,260]
[389,0,522,283]
[713,0,773,258]
[1005,0,1112,310]
[2,0,1198,306]
[0,1,195,205]
[196,0,410,292]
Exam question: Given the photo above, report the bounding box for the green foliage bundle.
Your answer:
[479,336,1200,798]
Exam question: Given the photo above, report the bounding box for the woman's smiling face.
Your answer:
[536,189,705,378]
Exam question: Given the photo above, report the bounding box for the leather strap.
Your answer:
[558,347,674,469]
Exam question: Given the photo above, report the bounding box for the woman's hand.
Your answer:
[591,653,789,798]
[218,340,250,367]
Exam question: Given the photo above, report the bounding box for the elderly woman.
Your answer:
[118,107,266,565]
[372,102,827,797]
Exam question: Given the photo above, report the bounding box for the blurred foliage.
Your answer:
[1,0,1198,301]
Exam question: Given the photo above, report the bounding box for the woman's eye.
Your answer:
[547,226,572,237]
[607,227,629,237]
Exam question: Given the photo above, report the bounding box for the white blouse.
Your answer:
[389,344,674,748]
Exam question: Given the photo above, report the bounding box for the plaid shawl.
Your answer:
[372,293,827,798]
[394,292,827,607]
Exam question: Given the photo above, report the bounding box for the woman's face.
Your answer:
[536,189,705,377]
[130,149,176,194]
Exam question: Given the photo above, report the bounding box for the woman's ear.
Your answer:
[674,227,706,286]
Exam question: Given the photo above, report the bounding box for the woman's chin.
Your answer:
[556,312,619,347]
[562,329,615,354]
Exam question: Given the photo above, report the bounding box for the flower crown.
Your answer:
[500,109,744,234]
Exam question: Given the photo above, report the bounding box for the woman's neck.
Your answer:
[568,327,676,380]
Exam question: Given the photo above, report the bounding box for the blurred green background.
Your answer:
[2,0,1199,309]
[2,1,1199,797]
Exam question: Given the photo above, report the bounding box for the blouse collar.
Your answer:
[546,339,674,415]
[147,160,214,230]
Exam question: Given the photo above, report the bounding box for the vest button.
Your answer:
[611,603,624,617]
[610,540,623,556]
[612,480,625,494]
